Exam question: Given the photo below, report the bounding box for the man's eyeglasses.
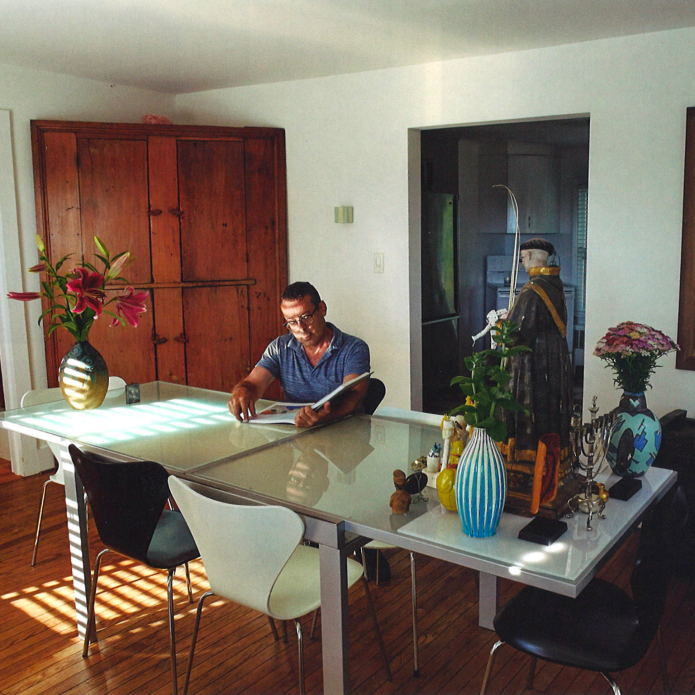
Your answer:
[283,308,318,330]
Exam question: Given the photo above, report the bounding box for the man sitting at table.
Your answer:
[228,281,370,428]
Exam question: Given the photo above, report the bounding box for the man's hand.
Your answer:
[294,401,331,428]
[228,367,276,422]
[228,384,257,422]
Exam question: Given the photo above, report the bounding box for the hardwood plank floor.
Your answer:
[0,457,693,695]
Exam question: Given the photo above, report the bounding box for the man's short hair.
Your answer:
[281,281,322,308]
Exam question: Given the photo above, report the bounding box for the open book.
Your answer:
[248,371,373,425]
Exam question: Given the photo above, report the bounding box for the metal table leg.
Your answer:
[319,543,350,695]
[478,572,498,630]
[60,442,92,640]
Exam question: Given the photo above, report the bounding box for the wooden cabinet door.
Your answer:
[183,286,251,392]
[36,130,157,385]
[507,154,561,235]
[176,138,251,390]
[32,121,287,391]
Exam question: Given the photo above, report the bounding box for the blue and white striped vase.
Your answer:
[455,427,507,538]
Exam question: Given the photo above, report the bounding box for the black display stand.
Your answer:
[518,516,568,545]
[609,477,642,501]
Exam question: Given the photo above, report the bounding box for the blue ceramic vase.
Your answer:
[58,341,109,410]
[606,391,661,477]
[455,427,507,538]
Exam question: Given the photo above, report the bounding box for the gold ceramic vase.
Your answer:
[58,341,109,410]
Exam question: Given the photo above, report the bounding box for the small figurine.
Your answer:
[427,442,442,472]
[405,457,428,500]
[441,417,455,470]
[448,416,469,467]
[390,469,411,514]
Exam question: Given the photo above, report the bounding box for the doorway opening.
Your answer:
[420,116,590,415]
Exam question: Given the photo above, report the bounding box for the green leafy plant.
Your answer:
[449,320,531,442]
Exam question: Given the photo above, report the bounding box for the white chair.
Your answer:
[24,376,126,566]
[168,476,392,695]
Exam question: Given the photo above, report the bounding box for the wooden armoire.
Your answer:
[31,120,287,393]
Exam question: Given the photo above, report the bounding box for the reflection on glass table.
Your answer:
[0,381,303,473]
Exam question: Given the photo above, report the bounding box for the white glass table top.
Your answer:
[188,412,675,593]
[2,386,675,592]
[0,381,301,472]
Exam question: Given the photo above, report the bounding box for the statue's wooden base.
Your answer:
[503,457,580,519]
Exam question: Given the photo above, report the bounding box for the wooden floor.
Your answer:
[0,459,694,695]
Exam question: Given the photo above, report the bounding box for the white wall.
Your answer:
[0,62,174,469]
[177,27,695,419]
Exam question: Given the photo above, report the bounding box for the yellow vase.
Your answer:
[436,467,458,512]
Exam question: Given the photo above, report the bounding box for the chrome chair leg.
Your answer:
[268,616,280,641]
[83,548,110,657]
[410,552,419,677]
[183,590,214,695]
[657,626,671,694]
[360,576,392,679]
[526,655,537,690]
[166,569,178,695]
[295,619,306,695]
[600,671,622,695]
[480,639,505,695]
[184,562,193,603]
[30,478,54,566]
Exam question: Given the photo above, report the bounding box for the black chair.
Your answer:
[69,445,199,695]
[363,377,386,415]
[480,486,688,695]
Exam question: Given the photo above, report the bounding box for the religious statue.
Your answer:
[499,237,575,516]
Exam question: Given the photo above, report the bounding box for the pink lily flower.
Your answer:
[28,262,48,273]
[7,291,41,301]
[110,288,148,327]
[66,267,106,317]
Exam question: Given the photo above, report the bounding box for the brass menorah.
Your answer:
[566,397,618,531]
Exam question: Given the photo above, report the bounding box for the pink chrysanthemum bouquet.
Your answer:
[594,321,678,393]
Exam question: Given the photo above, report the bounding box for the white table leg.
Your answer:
[319,543,350,695]
[478,572,498,630]
[60,442,92,640]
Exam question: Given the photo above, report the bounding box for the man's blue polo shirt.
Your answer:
[256,323,370,403]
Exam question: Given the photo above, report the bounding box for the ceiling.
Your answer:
[2,0,695,94]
